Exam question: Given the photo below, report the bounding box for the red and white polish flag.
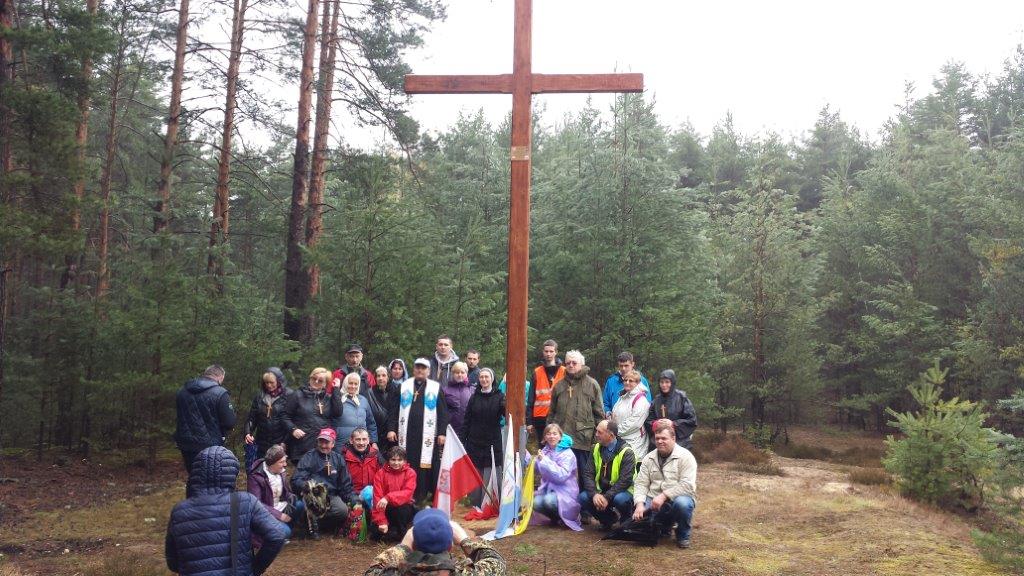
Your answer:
[434,424,484,517]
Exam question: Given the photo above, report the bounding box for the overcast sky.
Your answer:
[351,0,1024,146]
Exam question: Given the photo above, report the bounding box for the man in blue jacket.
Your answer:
[602,352,652,416]
[291,428,354,539]
[165,446,284,576]
[174,365,237,474]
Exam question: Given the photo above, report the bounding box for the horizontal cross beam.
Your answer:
[404,72,643,95]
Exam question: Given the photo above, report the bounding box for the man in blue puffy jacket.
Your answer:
[174,365,237,474]
[165,446,284,576]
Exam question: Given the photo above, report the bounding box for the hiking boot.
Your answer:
[676,538,691,549]
[310,530,321,541]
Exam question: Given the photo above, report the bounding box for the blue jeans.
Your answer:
[278,499,306,539]
[533,492,559,520]
[578,491,632,526]
[645,495,695,541]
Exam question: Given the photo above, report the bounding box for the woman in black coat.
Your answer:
[280,367,341,463]
[461,368,506,506]
[244,367,293,460]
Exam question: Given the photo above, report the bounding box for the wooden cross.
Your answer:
[405,0,643,446]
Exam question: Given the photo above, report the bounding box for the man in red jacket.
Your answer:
[343,427,381,510]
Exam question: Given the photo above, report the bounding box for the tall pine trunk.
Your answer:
[207,0,248,280]
[96,16,129,300]
[154,0,190,235]
[283,0,320,341]
[60,0,99,290]
[301,0,338,343]
[0,0,15,432]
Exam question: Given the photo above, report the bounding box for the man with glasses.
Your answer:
[547,350,605,487]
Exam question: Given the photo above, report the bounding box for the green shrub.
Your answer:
[882,362,1001,508]
[742,423,774,449]
[971,391,1024,572]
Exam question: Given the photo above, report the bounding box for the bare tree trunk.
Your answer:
[300,0,338,343]
[0,0,12,179]
[96,17,129,300]
[154,0,190,235]
[0,0,15,442]
[206,0,248,281]
[283,0,320,341]
[59,0,99,290]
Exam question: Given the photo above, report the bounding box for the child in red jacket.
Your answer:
[372,446,417,540]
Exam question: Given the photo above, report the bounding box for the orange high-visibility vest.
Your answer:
[531,364,565,418]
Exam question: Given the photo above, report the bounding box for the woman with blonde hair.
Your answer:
[531,423,582,531]
[281,367,340,463]
[611,369,651,459]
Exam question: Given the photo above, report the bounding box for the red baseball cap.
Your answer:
[316,428,336,442]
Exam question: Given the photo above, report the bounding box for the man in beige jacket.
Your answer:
[632,419,697,549]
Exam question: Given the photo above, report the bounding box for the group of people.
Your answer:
[165,336,700,575]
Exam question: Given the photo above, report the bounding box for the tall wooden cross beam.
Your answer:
[405,0,643,445]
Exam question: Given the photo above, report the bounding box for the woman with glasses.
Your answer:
[281,367,341,464]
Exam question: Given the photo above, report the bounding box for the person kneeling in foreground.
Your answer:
[166,446,284,576]
[291,428,354,539]
[372,446,417,541]
[632,419,697,549]
[364,508,507,575]
[531,423,583,531]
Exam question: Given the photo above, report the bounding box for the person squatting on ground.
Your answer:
[364,509,507,575]
[387,358,449,503]
[372,446,418,541]
[578,419,635,530]
[343,427,381,511]
[531,423,583,531]
[646,369,698,450]
[632,419,698,549]
[174,365,236,476]
[290,428,354,539]
[247,444,305,541]
[244,367,292,470]
[166,446,284,576]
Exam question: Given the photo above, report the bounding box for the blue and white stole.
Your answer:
[398,377,440,469]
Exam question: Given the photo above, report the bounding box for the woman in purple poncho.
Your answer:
[531,423,583,531]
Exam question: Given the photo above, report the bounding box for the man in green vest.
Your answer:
[578,419,636,530]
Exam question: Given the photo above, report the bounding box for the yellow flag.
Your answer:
[514,457,536,535]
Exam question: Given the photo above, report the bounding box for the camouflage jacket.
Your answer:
[363,537,507,576]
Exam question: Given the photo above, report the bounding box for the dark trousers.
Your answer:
[414,466,436,503]
[379,503,416,541]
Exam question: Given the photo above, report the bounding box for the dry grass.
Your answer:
[705,434,770,466]
[1,428,1008,576]
[849,467,892,486]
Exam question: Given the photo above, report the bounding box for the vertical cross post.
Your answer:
[405,0,643,448]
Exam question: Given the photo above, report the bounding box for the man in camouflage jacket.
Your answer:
[364,512,506,576]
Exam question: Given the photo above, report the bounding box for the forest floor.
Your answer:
[0,428,1009,576]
